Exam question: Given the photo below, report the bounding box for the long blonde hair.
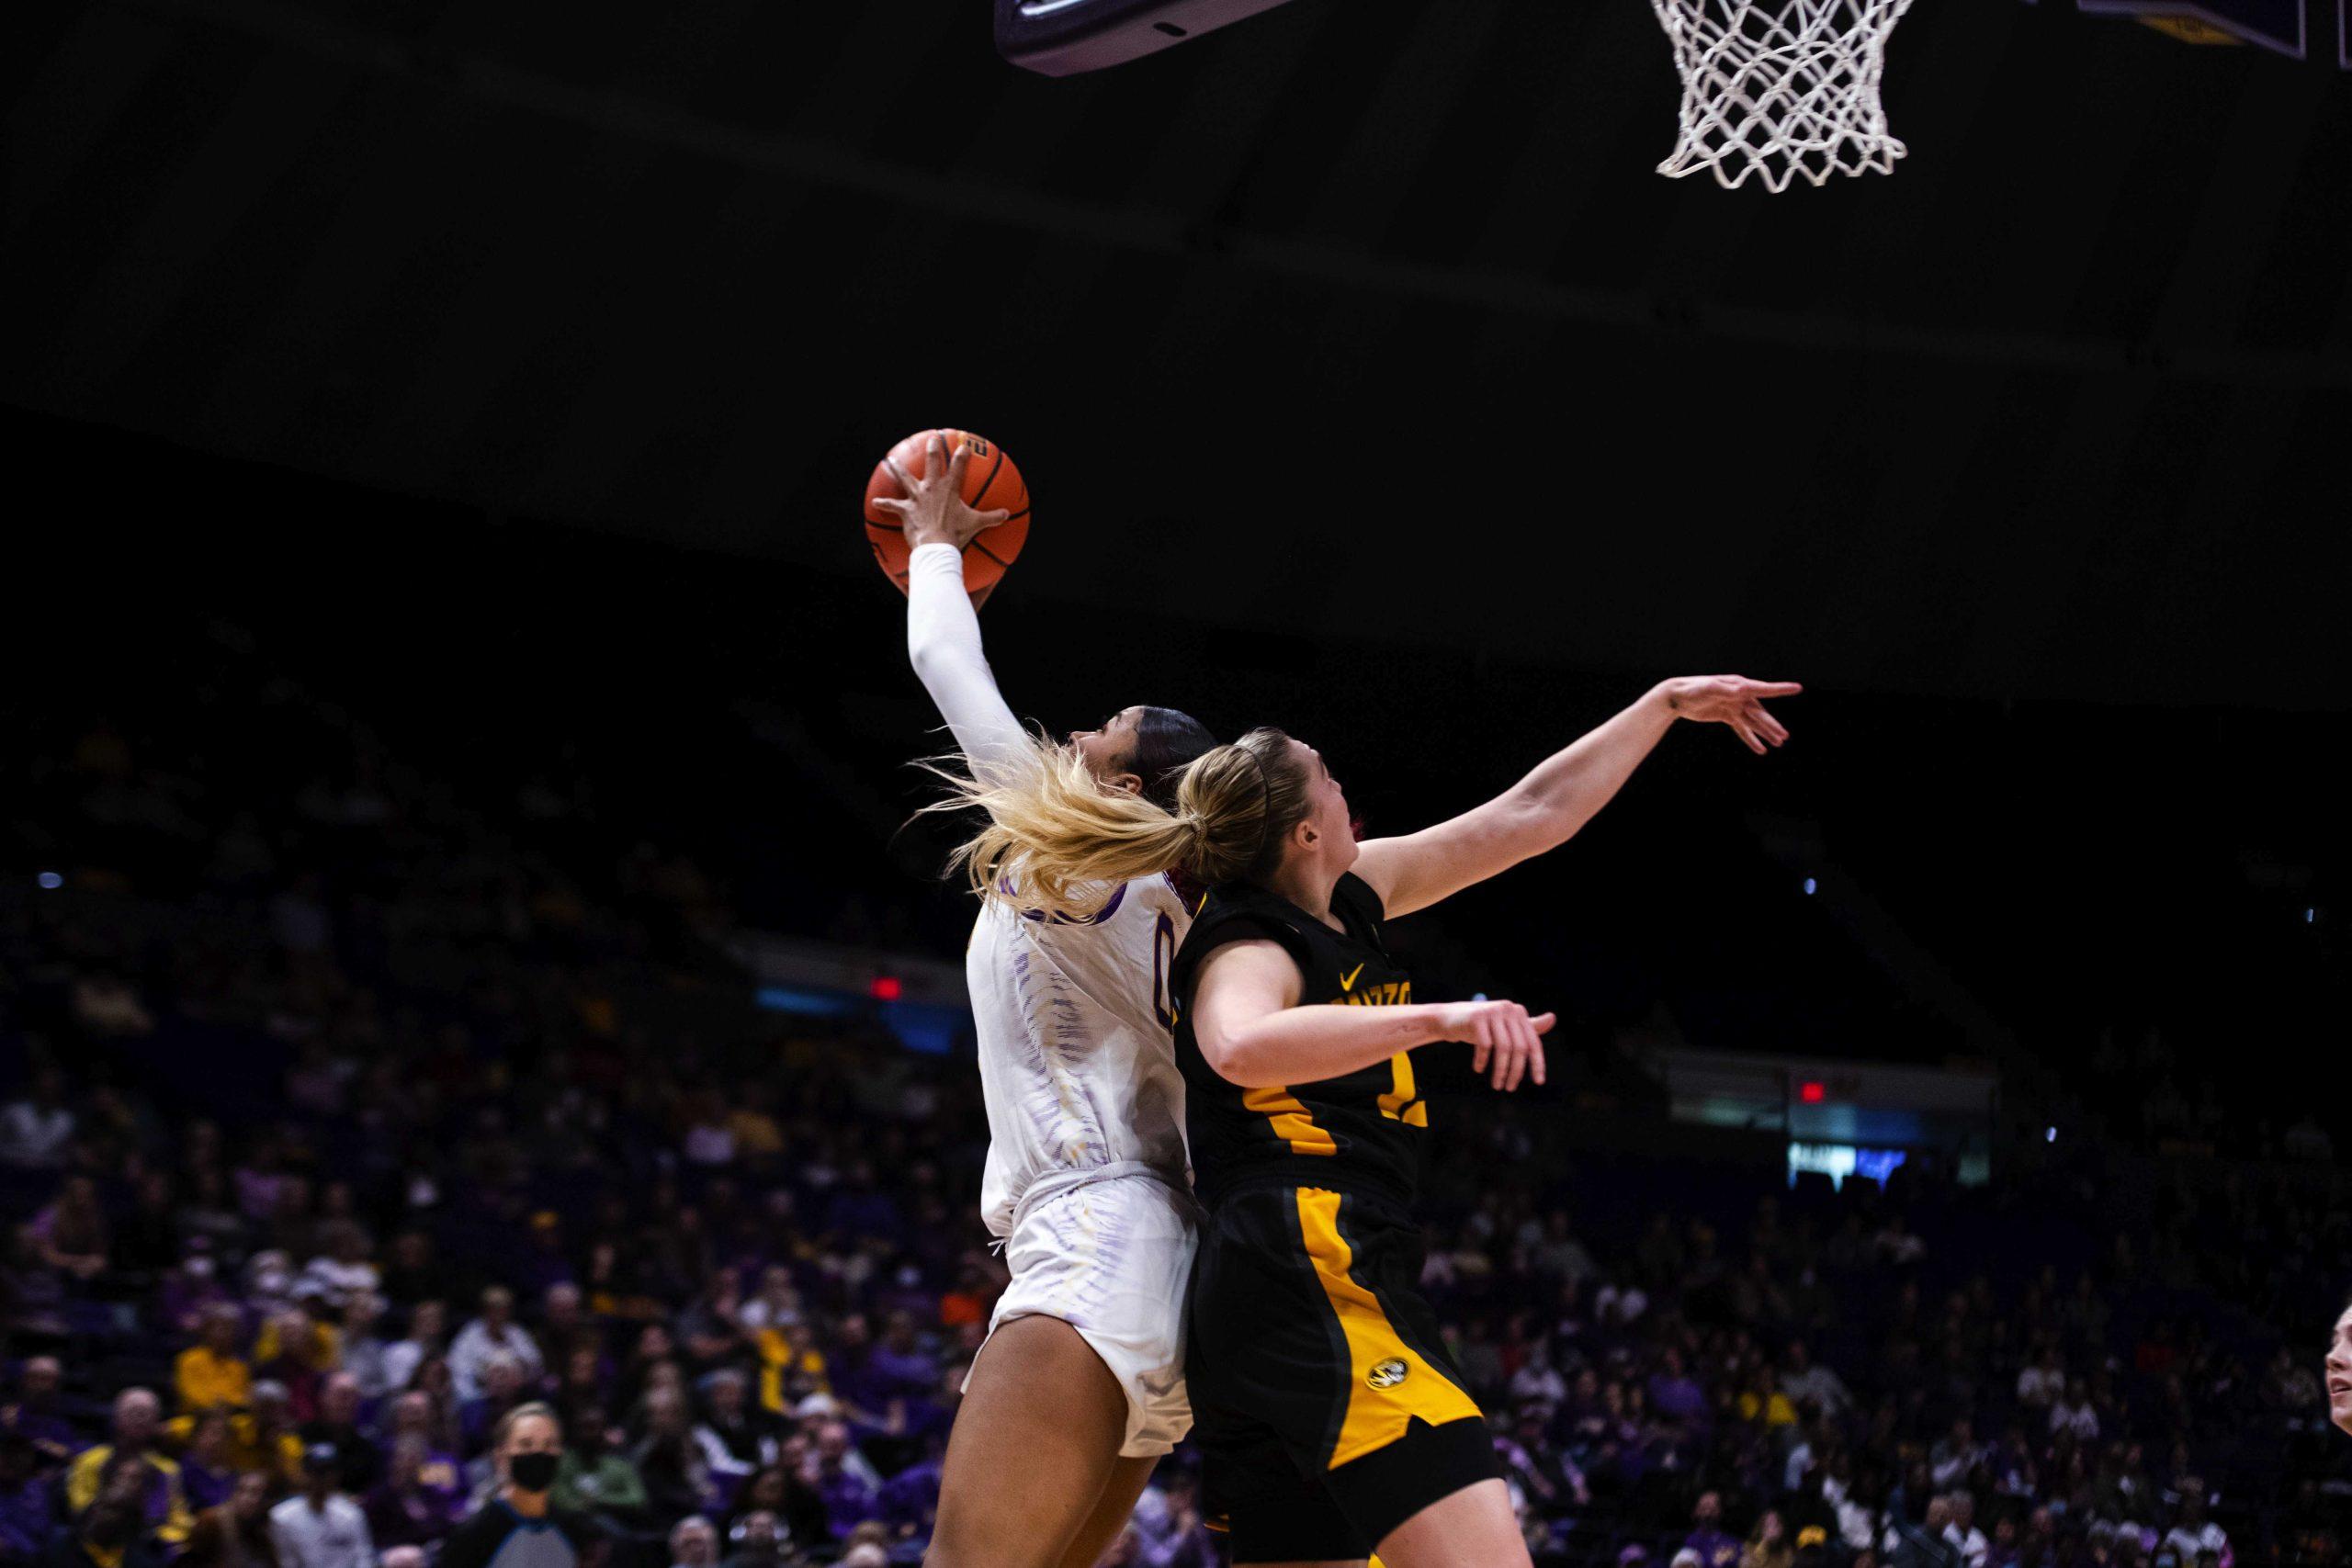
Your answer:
[924,727,1314,920]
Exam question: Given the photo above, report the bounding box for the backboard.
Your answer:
[2032,0,2352,61]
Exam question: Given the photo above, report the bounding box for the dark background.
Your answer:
[6,0,2348,1145]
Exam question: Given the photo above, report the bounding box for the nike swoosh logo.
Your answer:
[1339,963,1365,992]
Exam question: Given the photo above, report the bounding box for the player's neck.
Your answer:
[1264,863,1341,932]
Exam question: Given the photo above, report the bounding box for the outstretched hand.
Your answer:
[1660,675,1802,755]
[1437,998,1555,1092]
[871,433,1011,555]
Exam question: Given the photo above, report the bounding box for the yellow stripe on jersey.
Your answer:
[1295,1187,1480,1468]
[1375,1053,1429,1128]
[1243,1086,1337,1156]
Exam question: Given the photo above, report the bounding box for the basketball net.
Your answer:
[1649,0,1916,191]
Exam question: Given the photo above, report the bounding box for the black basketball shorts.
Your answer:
[1185,1181,1501,1562]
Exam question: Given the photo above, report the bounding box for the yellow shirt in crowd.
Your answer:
[173,1347,252,1413]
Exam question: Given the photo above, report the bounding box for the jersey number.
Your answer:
[1152,911,1177,1032]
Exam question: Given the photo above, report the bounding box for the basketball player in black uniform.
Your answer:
[1164,676,1799,1567]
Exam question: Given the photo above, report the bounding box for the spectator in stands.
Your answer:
[299,1226,378,1314]
[31,1177,109,1282]
[2050,1379,2100,1441]
[551,1404,648,1523]
[180,1470,278,1568]
[634,1388,716,1523]
[297,1374,379,1495]
[438,1405,595,1568]
[267,1447,371,1568]
[451,1290,544,1403]
[382,1302,446,1394]
[66,1390,191,1546]
[366,1434,460,1552]
[253,1306,337,1420]
[1,1067,75,1172]
[49,1485,161,1568]
[1929,1419,1983,1491]
[178,1410,239,1515]
[1882,1494,1961,1568]
[716,1511,784,1568]
[1783,1341,1852,1420]
[1940,1493,1987,1568]
[464,1357,532,1455]
[691,1370,778,1484]
[1651,1349,1710,1434]
[0,1432,51,1562]
[4,1358,75,1466]
[1743,1510,1792,1568]
[727,1461,828,1555]
[2159,1481,2227,1562]
[339,1295,394,1402]
[2015,1346,2064,1413]
[806,1421,876,1542]
[1684,1491,1741,1568]
[667,1515,718,1568]
[228,1382,304,1488]
[177,1305,254,1415]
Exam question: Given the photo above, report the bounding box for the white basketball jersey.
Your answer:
[968,873,1196,1237]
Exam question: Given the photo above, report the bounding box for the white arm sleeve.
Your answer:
[907,542,1027,778]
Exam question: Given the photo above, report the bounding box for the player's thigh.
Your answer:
[1368,1479,1531,1568]
[1052,1453,1159,1568]
[926,1314,1127,1568]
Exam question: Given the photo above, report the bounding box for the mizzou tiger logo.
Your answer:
[1366,1358,1408,1390]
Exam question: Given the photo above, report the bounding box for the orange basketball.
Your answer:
[863,429,1031,600]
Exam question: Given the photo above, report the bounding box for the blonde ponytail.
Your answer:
[921,727,1313,920]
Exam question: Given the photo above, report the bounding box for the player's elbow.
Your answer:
[1197,1030,1279,1090]
[907,628,950,682]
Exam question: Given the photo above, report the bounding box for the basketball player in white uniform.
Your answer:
[2329,1296,2352,1436]
[876,436,1216,1568]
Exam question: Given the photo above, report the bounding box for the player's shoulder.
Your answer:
[1141,869,1207,921]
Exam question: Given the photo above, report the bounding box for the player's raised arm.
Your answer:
[874,434,1023,778]
[1189,939,1554,1093]
[1351,674,1802,919]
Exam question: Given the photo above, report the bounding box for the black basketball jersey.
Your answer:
[1170,872,1430,1210]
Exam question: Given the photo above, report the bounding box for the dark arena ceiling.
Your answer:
[7,0,2351,709]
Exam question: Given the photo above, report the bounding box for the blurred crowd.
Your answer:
[4,669,2350,1568]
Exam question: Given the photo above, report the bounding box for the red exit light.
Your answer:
[1799,1080,1826,1103]
[870,976,903,1001]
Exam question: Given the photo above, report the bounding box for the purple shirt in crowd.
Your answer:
[1684,1526,1742,1568]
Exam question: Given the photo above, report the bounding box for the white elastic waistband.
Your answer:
[1005,1160,1194,1239]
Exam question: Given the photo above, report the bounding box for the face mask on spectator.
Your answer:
[509,1452,560,1493]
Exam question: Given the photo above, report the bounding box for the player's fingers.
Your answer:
[869,496,909,517]
[1469,1017,1492,1076]
[1744,680,1804,696]
[1502,1031,1526,1093]
[883,456,917,496]
[1731,718,1766,755]
[974,509,1011,532]
[1531,1032,1547,1087]
[1530,1011,1557,1034]
[944,435,971,491]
